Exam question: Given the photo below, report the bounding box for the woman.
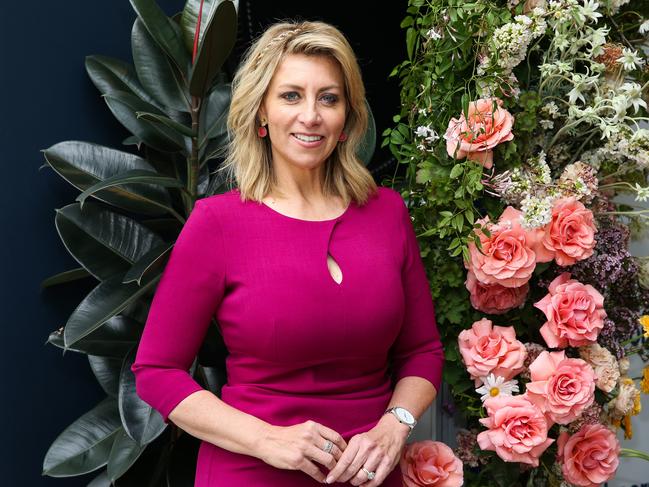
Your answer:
[132,20,444,486]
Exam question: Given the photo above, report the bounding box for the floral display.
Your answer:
[400,440,464,487]
[386,0,649,484]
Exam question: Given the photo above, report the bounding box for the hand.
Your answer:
[256,420,348,483]
[325,414,410,486]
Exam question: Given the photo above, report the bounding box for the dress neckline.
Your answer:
[259,199,353,223]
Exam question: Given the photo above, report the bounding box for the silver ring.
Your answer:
[361,467,376,480]
[322,440,333,454]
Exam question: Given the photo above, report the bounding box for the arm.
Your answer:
[131,200,273,455]
[377,192,444,435]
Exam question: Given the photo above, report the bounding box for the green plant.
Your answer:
[41,0,237,483]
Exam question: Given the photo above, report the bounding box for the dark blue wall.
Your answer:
[2,1,404,485]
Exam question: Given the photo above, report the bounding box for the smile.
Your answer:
[292,133,324,142]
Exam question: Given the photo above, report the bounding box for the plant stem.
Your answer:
[187,95,202,212]
[621,448,649,462]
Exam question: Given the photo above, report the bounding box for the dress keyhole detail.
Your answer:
[327,253,343,285]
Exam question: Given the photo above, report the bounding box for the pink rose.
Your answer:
[557,424,620,487]
[465,207,552,289]
[444,97,514,169]
[465,269,529,314]
[477,395,554,466]
[534,272,606,348]
[458,318,527,385]
[525,350,595,424]
[400,440,464,487]
[542,197,597,266]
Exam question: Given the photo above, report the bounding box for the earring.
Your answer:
[338,131,347,142]
[258,117,268,138]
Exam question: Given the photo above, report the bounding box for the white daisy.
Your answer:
[475,374,520,402]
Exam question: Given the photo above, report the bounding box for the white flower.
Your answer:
[617,47,644,71]
[576,0,602,25]
[415,125,430,138]
[476,374,520,403]
[426,27,442,40]
[619,82,648,113]
[635,183,649,202]
[640,20,649,35]
[539,119,555,130]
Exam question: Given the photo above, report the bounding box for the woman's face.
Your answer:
[259,53,347,173]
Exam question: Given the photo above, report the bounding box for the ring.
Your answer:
[322,440,334,454]
[361,467,376,480]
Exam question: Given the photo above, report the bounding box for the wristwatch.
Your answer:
[384,406,417,435]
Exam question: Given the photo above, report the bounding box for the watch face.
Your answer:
[396,407,414,424]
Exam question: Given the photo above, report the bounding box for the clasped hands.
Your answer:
[258,415,410,485]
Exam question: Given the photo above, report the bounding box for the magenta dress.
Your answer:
[131,186,444,486]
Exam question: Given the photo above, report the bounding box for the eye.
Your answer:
[280,91,300,102]
[320,93,339,105]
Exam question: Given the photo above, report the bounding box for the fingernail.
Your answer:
[326,476,334,484]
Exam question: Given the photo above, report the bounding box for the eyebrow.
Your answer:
[276,84,341,92]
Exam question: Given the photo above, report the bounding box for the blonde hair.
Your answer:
[217,20,378,206]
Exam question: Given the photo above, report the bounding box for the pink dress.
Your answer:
[132,186,444,486]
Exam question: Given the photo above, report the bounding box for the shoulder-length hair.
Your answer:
[217,20,378,206]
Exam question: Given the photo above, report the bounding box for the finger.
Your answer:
[363,457,394,487]
[325,440,359,483]
[300,458,327,483]
[317,423,347,451]
[349,452,381,486]
[317,440,343,461]
[334,444,369,484]
[306,444,337,471]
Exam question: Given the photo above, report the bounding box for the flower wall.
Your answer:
[386,0,649,485]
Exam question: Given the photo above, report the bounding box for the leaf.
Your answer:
[85,55,163,110]
[48,315,143,358]
[129,0,190,74]
[450,164,463,179]
[87,470,111,487]
[123,241,173,285]
[135,112,195,138]
[89,355,123,396]
[55,202,165,281]
[103,91,188,153]
[131,17,190,112]
[119,347,167,445]
[406,27,416,61]
[63,273,161,348]
[200,83,231,144]
[107,428,145,482]
[42,397,122,477]
[189,0,237,96]
[76,169,184,209]
[41,268,92,288]
[180,0,220,53]
[43,141,174,216]
[357,99,377,166]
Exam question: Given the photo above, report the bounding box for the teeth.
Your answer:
[294,134,323,142]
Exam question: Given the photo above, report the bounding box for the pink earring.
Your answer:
[258,117,268,138]
[338,132,347,142]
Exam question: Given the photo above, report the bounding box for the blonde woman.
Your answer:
[132,20,443,487]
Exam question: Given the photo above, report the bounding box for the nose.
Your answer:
[297,100,322,127]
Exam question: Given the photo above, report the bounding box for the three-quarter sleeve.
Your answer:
[131,199,226,423]
[389,194,444,393]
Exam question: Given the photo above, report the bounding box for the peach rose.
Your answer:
[465,207,552,289]
[541,197,597,266]
[534,272,606,348]
[557,424,620,487]
[400,440,464,487]
[525,351,595,425]
[465,269,529,314]
[444,97,514,169]
[477,395,554,466]
[458,318,527,385]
